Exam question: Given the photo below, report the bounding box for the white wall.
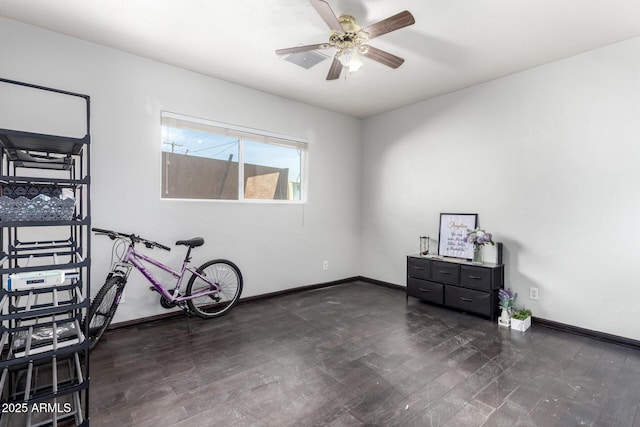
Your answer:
[361,37,640,340]
[3,16,640,341]
[0,17,362,323]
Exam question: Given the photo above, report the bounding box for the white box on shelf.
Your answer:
[510,316,531,332]
[7,270,65,291]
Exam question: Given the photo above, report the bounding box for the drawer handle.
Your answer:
[439,270,451,275]
[468,275,482,280]
[419,288,430,293]
[413,266,425,271]
[460,297,473,302]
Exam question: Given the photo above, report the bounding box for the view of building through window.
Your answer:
[161,112,306,201]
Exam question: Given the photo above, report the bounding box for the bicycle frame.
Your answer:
[112,243,220,304]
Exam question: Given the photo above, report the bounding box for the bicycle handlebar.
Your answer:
[91,227,171,251]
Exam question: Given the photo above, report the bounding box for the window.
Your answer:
[161,112,307,202]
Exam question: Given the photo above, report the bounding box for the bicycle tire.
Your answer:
[186,259,243,319]
[84,275,126,351]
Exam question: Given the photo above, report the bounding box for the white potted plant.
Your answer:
[510,308,532,332]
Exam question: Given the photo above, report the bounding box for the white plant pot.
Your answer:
[497,308,511,327]
[510,316,531,332]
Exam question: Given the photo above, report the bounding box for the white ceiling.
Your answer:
[1,0,639,118]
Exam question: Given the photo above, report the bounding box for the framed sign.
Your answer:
[438,213,478,259]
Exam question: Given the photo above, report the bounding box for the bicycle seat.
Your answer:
[175,237,204,248]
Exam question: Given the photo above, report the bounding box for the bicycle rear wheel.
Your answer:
[186,259,242,319]
[84,275,125,351]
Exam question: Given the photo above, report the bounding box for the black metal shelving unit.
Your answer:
[0,78,90,427]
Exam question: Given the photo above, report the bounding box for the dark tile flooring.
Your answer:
[89,281,640,426]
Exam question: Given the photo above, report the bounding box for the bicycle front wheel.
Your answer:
[186,259,243,319]
[84,275,125,351]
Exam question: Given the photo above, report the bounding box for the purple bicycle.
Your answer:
[85,227,243,350]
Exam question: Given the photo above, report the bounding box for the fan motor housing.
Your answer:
[331,15,368,47]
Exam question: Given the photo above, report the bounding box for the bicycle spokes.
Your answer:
[186,260,242,319]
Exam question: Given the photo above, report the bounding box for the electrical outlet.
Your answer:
[529,287,538,300]
[322,260,329,271]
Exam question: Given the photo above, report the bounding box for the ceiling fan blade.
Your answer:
[275,43,327,55]
[326,56,343,80]
[310,0,342,32]
[361,45,405,69]
[362,10,415,40]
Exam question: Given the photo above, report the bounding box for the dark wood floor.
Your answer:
[89,281,640,426]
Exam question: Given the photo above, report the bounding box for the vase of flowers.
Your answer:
[465,228,495,264]
[498,288,517,327]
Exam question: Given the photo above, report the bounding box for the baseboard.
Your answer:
[355,276,405,291]
[358,278,640,350]
[106,277,640,351]
[109,309,186,329]
[532,317,640,350]
[238,276,361,303]
[108,276,361,330]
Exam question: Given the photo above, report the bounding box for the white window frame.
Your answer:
[161,111,308,203]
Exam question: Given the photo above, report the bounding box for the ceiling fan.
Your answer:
[275,0,415,80]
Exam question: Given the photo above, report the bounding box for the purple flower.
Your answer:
[498,288,517,309]
[465,228,495,247]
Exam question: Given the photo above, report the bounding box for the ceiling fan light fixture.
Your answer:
[348,55,363,73]
[337,47,363,73]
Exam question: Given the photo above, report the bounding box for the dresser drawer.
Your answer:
[460,265,492,291]
[407,257,431,280]
[432,261,460,284]
[407,278,443,304]
[444,286,492,317]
